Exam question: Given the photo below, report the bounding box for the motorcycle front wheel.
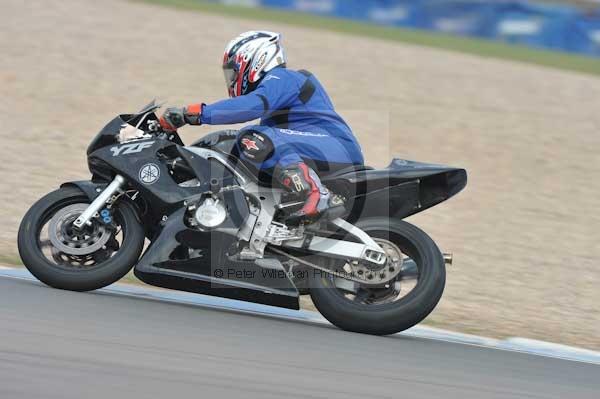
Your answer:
[18,186,145,291]
[309,218,446,335]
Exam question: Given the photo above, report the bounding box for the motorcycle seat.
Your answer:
[320,164,374,181]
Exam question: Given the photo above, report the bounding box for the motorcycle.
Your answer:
[18,101,467,335]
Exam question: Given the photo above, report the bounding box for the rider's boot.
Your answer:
[276,162,333,223]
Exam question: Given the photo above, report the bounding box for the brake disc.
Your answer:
[48,204,112,256]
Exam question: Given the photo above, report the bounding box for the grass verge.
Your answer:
[137,0,599,77]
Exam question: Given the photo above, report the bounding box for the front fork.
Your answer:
[73,175,126,229]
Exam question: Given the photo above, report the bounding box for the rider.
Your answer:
[159,31,364,219]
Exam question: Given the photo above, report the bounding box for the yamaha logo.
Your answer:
[139,163,160,185]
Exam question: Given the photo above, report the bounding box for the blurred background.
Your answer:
[224,0,600,56]
[2,0,599,349]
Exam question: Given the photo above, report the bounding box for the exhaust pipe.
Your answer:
[400,253,453,280]
[443,253,453,266]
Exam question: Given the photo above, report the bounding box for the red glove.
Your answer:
[159,103,203,132]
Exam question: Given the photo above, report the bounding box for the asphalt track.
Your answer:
[0,275,598,399]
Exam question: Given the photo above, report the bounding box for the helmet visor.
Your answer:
[223,67,237,90]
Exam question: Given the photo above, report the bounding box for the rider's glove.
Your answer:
[276,162,329,217]
[159,103,203,132]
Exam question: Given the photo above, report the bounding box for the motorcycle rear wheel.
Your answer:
[18,187,145,291]
[309,218,446,335]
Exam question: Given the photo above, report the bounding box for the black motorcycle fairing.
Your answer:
[87,107,183,156]
[323,159,467,220]
[87,115,123,156]
[134,208,300,310]
[88,138,206,213]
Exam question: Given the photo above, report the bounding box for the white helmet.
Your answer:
[222,31,287,97]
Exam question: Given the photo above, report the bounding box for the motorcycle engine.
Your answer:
[194,197,227,228]
[186,184,250,232]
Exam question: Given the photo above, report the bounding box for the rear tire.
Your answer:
[18,187,145,291]
[309,218,445,335]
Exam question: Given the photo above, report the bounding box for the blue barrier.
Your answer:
[208,0,600,57]
[481,2,577,50]
[565,11,600,54]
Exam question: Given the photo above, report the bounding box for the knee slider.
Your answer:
[237,129,275,163]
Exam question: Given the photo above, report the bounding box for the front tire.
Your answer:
[309,218,446,335]
[18,187,145,291]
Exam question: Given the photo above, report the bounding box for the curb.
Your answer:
[1,266,598,365]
